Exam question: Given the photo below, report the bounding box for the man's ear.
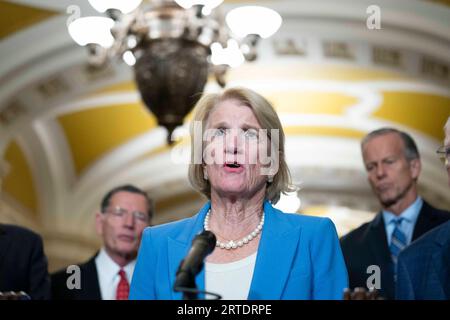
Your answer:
[95,212,104,236]
[409,158,421,180]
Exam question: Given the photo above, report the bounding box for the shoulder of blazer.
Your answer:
[420,201,450,221]
[0,224,43,265]
[51,253,101,299]
[51,253,99,278]
[50,252,98,287]
[434,220,450,246]
[0,224,42,243]
[399,221,450,264]
[413,201,450,240]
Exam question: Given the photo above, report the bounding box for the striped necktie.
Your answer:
[389,218,407,277]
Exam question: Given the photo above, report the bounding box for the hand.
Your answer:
[343,287,383,300]
[0,291,31,300]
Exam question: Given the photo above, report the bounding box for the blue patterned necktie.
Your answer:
[389,217,407,278]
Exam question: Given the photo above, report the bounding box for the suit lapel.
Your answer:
[247,202,301,300]
[367,214,394,298]
[412,202,436,240]
[167,202,210,299]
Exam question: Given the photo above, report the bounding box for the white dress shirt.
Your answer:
[95,248,136,300]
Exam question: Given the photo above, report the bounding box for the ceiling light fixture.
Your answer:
[68,0,282,144]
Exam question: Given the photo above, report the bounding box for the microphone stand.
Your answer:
[174,260,202,300]
[173,230,222,300]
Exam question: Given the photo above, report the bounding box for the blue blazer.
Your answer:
[396,220,450,300]
[130,201,348,300]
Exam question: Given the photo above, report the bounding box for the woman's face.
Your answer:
[203,99,269,198]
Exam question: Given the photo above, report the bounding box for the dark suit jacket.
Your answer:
[0,224,51,299]
[51,254,101,300]
[396,220,450,300]
[340,201,450,300]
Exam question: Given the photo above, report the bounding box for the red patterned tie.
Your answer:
[116,269,129,300]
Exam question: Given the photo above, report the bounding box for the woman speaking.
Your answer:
[130,87,348,299]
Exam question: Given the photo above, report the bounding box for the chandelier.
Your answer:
[68,0,282,144]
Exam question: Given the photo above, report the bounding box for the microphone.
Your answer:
[173,230,216,297]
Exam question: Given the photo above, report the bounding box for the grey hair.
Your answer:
[361,127,420,161]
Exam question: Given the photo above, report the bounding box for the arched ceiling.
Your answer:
[0,1,57,39]
[0,0,449,270]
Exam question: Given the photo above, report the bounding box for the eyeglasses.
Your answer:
[436,146,450,165]
[103,206,149,223]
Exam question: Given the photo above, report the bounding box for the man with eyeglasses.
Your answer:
[396,117,450,300]
[51,185,153,300]
[340,127,450,300]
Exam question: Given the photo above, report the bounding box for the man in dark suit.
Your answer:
[0,224,51,299]
[51,184,153,300]
[396,117,450,300]
[340,128,450,300]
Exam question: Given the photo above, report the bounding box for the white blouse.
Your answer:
[205,252,257,300]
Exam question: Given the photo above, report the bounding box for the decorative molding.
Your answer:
[272,36,450,87]
[0,99,26,127]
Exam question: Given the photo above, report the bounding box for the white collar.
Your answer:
[382,196,423,226]
[95,247,136,283]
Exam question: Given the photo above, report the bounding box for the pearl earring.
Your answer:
[267,175,273,183]
[203,170,208,180]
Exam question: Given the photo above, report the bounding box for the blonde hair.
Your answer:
[188,87,294,204]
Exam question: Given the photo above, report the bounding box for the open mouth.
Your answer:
[223,161,244,173]
[225,162,241,168]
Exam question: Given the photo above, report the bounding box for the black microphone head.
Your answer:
[194,230,216,254]
[174,230,217,292]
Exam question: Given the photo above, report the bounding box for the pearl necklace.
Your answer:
[204,209,264,250]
